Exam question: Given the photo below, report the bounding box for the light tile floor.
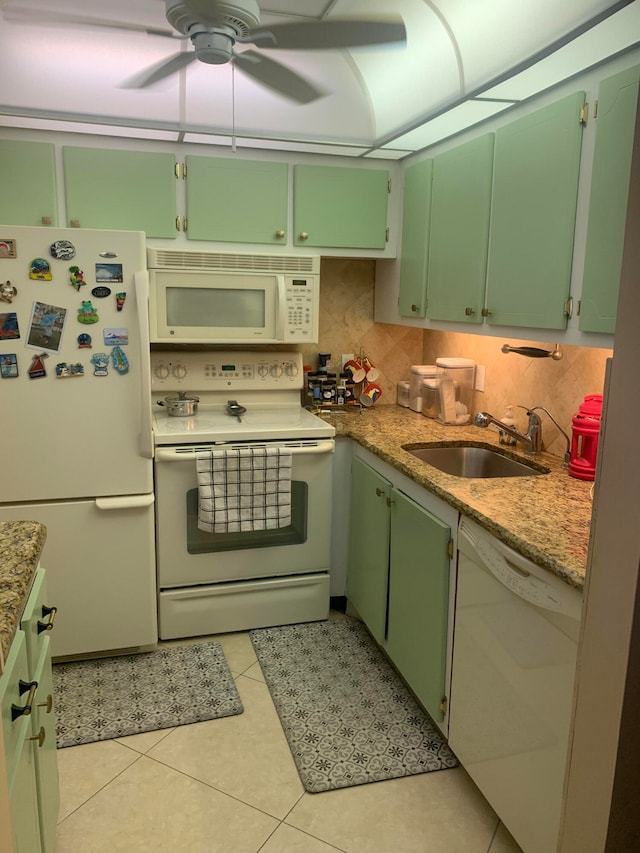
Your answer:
[55,628,524,853]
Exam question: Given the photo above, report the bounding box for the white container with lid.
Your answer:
[421,378,440,418]
[397,380,411,408]
[435,357,476,424]
[409,365,438,412]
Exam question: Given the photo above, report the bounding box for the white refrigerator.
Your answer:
[0,224,157,657]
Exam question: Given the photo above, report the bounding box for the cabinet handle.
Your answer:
[69,219,81,228]
[275,230,285,239]
[29,726,46,748]
[38,694,54,714]
[299,231,309,241]
[375,487,383,497]
[11,680,38,721]
[385,496,395,508]
[41,216,52,226]
[411,304,418,313]
[464,307,475,316]
[481,308,492,317]
[37,604,58,634]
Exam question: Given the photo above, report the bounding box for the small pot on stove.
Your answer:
[157,392,199,417]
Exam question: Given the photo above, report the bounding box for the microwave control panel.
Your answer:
[284,276,319,341]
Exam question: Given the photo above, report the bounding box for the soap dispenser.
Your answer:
[499,406,517,446]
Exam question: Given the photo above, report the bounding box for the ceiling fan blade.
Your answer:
[119,52,197,89]
[0,6,178,38]
[233,50,325,104]
[244,18,406,51]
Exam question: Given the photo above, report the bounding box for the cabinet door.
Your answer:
[427,134,494,323]
[398,159,432,318]
[293,165,389,248]
[386,489,451,723]
[580,65,640,333]
[0,139,58,226]
[62,146,177,237]
[485,91,585,329]
[346,457,391,644]
[185,156,288,244]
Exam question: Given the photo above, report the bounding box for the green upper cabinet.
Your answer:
[580,65,640,334]
[485,91,585,329]
[185,156,288,244]
[0,139,58,226]
[398,159,432,318]
[427,133,494,323]
[62,146,177,237]
[293,164,389,249]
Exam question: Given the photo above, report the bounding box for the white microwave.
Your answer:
[147,249,320,344]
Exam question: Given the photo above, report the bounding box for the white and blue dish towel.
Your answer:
[196,447,292,533]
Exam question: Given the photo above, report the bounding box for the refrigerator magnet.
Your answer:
[96,263,123,284]
[115,292,126,312]
[30,258,52,280]
[91,286,111,299]
[26,302,67,354]
[90,353,109,377]
[55,361,85,378]
[49,240,76,260]
[103,328,128,347]
[77,301,98,324]
[69,266,86,291]
[28,352,49,379]
[111,346,129,375]
[0,354,18,379]
[0,239,17,258]
[0,281,17,303]
[77,333,92,349]
[0,312,19,340]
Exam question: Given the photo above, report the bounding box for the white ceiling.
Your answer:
[0,0,639,158]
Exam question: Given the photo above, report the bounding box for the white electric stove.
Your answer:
[150,350,335,639]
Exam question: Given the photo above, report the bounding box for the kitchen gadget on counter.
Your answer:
[435,357,476,425]
[569,394,603,481]
[409,365,438,413]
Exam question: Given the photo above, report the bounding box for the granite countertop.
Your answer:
[0,521,47,674]
[319,405,592,590]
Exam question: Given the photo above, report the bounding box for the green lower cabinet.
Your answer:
[62,146,177,237]
[398,159,432,318]
[346,457,391,645]
[293,164,389,249]
[386,489,451,724]
[0,139,58,227]
[185,156,288,243]
[580,64,640,333]
[485,91,585,329]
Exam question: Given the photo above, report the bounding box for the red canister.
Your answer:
[568,395,603,481]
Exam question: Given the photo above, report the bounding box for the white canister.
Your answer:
[397,380,411,407]
[409,365,438,412]
[435,357,476,424]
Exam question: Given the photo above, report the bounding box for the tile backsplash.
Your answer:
[300,259,611,461]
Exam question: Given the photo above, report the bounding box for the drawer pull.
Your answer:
[29,726,46,748]
[37,605,58,634]
[38,694,54,714]
[11,680,38,721]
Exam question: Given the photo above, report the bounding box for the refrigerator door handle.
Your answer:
[134,270,154,460]
[95,495,155,511]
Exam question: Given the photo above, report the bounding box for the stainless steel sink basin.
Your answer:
[402,444,549,478]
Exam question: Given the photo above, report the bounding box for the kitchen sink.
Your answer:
[402,444,550,478]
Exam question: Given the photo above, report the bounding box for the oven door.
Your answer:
[154,439,334,587]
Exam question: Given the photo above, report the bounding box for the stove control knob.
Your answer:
[284,362,299,377]
[257,364,269,378]
[270,362,283,378]
[154,363,170,381]
[171,363,187,380]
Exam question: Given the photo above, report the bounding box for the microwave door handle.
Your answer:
[134,270,154,459]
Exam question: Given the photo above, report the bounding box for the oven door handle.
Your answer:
[155,441,335,463]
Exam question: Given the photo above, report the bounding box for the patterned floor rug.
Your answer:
[53,642,243,748]
[250,617,458,793]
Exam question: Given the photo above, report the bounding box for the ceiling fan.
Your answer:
[2,0,406,103]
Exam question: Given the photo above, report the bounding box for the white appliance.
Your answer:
[147,249,320,345]
[0,224,157,658]
[151,350,335,639]
[448,517,582,853]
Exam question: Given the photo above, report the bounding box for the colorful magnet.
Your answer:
[77,301,99,324]
[111,346,129,375]
[115,292,126,312]
[55,361,84,378]
[0,312,20,340]
[90,352,109,377]
[104,328,128,346]
[69,266,86,291]
[0,354,18,378]
[0,239,16,259]
[30,258,52,280]
[49,240,76,260]
[91,285,111,299]
[0,281,17,303]
[77,333,92,349]
[96,263,123,283]
[28,352,49,379]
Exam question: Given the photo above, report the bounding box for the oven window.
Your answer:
[185,482,308,553]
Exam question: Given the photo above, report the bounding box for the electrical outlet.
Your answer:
[475,365,486,392]
[341,354,355,370]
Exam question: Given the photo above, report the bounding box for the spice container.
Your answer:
[397,380,410,408]
[409,365,438,412]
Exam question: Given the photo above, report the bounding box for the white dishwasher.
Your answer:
[448,517,582,853]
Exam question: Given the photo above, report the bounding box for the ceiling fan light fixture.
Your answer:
[191,29,235,64]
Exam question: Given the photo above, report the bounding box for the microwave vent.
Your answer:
[147,249,320,274]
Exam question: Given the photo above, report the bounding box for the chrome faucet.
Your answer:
[474,408,543,456]
[528,406,572,467]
